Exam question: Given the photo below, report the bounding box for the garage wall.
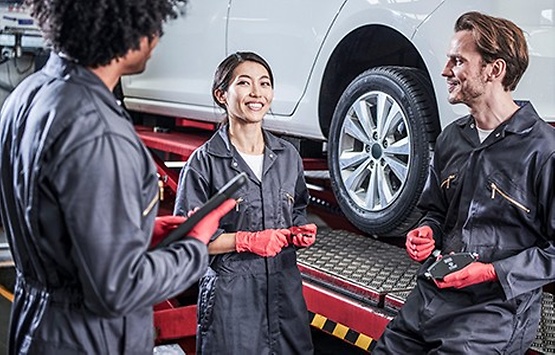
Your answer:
[0,54,35,106]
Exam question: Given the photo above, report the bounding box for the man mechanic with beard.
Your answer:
[373,11,555,354]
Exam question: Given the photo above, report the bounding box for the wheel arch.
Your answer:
[318,24,440,141]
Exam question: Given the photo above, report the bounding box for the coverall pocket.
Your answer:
[220,195,249,231]
[504,290,542,354]
[440,169,459,200]
[278,188,295,226]
[508,291,536,316]
[487,172,532,216]
[197,268,218,331]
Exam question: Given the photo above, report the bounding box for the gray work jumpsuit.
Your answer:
[0,53,209,354]
[174,125,314,354]
[374,102,555,354]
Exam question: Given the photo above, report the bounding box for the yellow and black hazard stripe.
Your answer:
[309,311,374,352]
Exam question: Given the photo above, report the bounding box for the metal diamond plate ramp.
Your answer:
[297,228,419,307]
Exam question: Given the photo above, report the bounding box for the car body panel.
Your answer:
[414,0,555,126]
[121,1,229,122]
[122,0,554,137]
[120,0,555,236]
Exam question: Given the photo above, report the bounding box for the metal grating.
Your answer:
[297,228,419,295]
[531,292,555,354]
[298,228,555,354]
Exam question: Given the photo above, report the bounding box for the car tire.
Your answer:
[328,66,439,237]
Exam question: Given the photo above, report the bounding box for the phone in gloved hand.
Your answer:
[424,252,478,280]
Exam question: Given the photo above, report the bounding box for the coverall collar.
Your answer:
[207,123,288,158]
[456,101,538,136]
[455,101,539,147]
[43,52,130,121]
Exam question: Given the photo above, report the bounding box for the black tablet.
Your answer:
[155,172,247,249]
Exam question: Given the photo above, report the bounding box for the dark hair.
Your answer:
[212,51,274,111]
[25,0,186,68]
[455,11,528,91]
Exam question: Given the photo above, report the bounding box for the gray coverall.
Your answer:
[374,102,555,354]
[174,125,314,354]
[0,53,209,354]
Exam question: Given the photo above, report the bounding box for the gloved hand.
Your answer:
[288,223,317,248]
[151,215,187,248]
[405,226,435,262]
[188,199,237,244]
[235,229,291,257]
[435,262,497,289]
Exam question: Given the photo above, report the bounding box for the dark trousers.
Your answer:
[372,278,541,354]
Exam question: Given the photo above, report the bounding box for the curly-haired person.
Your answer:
[0,1,236,354]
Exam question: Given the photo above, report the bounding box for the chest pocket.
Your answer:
[487,171,533,217]
[278,188,295,227]
[219,193,250,232]
[440,169,460,201]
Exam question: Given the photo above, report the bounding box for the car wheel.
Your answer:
[328,66,439,237]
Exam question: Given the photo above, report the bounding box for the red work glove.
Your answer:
[288,223,317,248]
[435,262,497,289]
[405,226,435,262]
[188,199,237,244]
[151,215,187,248]
[235,229,291,257]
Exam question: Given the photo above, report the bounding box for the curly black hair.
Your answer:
[25,0,187,68]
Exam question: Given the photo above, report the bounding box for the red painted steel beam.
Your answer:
[150,153,179,193]
[302,281,393,341]
[154,304,197,342]
[136,125,328,172]
[135,125,211,160]
[302,158,328,171]
[175,118,216,131]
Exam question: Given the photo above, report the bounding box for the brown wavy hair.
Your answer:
[455,11,528,91]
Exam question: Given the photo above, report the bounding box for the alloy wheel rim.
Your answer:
[337,91,411,212]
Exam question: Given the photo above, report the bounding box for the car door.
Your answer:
[226,0,345,116]
[121,1,228,111]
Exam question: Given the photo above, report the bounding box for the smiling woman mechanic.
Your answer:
[174,51,317,354]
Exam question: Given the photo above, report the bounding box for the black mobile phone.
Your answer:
[154,172,247,249]
[424,252,477,280]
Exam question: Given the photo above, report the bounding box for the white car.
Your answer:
[121,0,555,237]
